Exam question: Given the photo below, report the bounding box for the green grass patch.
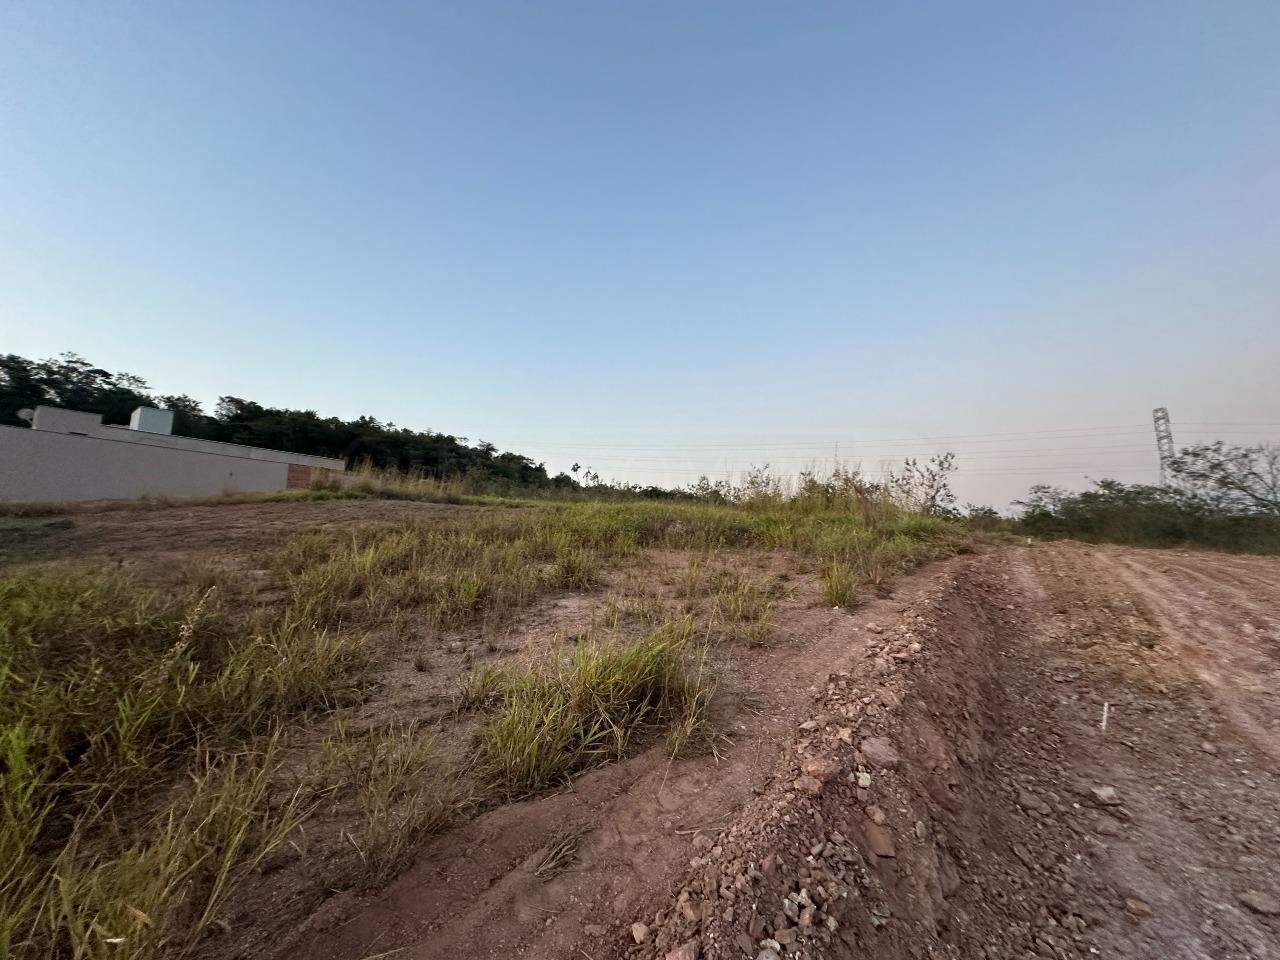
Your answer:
[477,619,711,795]
[0,564,368,958]
[820,560,858,607]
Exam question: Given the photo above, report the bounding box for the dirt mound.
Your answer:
[629,546,1280,960]
[631,562,1071,960]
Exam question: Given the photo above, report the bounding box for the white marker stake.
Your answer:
[1100,702,1110,734]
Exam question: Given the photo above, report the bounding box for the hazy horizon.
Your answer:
[4,2,1278,508]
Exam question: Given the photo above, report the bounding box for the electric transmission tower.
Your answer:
[1152,407,1175,486]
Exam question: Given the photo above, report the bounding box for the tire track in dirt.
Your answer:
[1010,546,1280,960]
[1155,557,1280,612]
[1090,547,1280,766]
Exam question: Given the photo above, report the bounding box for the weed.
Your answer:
[532,825,586,880]
[679,556,705,600]
[599,590,669,630]
[820,561,857,608]
[454,663,507,712]
[0,563,369,958]
[8,737,302,960]
[274,516,620,632]
[324,723,460,886]
[552,545,598,589]
[478,618,710,795]
[707,570,776,645]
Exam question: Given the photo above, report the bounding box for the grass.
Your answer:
[455,663,508,712]
[318,722,461,886]
[532,825,586,881]
[476,619,712,796]
[0,480,968,956]
[820,560,857,607]
[707,569,776,645]
[268,498,961,637]
[4,735,304,960]
[272,512,634,632]
[0,565,368,959]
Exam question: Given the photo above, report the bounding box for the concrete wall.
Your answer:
[0,424,308,502]
[28,405,345,472]
[93,425,346,470]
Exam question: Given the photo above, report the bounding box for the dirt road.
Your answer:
[291,541,1280,960]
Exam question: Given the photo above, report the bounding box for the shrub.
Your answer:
[1014,480,1280,553]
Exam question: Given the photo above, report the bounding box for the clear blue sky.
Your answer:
[3,1,1278,507]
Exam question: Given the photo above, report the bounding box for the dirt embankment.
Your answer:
[294,543,1280,960]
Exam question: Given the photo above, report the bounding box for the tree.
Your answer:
[1168,442,1280,515]
[0,351,155,426]
[890,453,957,516]
[0,354,45,425]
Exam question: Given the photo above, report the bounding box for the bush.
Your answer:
[1014,480,1280,553]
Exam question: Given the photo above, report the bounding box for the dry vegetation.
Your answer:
[0,479,968,959]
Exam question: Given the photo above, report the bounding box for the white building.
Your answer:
[0,405,346,503]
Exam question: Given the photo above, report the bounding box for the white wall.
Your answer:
[0,425,295,502]
[94,425,346,470]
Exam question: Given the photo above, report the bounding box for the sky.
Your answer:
[2,1,1278,508]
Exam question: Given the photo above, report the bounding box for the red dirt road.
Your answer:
[289,543,1280,960]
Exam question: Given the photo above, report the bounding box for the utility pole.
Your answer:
[1152,407,1175,486]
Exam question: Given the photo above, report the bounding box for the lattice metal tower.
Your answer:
[1152,407,1175,486]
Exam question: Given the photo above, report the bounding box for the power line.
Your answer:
[536,444,1169,463]
[566,462,1163,477]
[500,425,1279,452]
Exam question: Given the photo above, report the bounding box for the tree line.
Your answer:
[1013,443,1280,553]
[0,352,562,487]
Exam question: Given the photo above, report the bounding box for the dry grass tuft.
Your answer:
[319,722,462,886]
[532,825,587,881]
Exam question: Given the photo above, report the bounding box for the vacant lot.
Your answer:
[0,494,959,959]
[2,499,1277,960]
